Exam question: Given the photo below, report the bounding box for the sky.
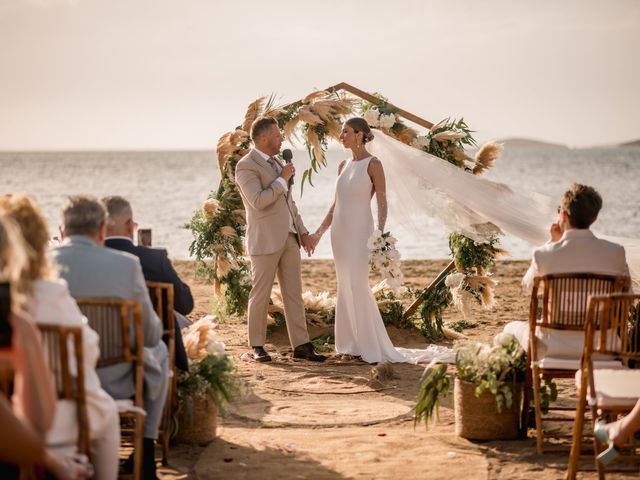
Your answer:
[1,0,639,150]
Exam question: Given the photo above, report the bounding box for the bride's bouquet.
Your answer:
[367,230,404,289]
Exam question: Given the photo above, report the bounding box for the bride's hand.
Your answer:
[309,233,321,251]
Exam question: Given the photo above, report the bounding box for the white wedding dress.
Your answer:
[331,156,455,364]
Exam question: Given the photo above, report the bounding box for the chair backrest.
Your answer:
[584,293,640,366]
[146,281,175,366]
[145,281,174,337]
[36,324,91,458]
[75,298,144,407]
[530,273,631,331]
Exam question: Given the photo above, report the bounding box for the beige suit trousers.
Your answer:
[247,233,309,349]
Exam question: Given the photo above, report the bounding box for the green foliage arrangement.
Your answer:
[448,233,502,274]
[539,379,558,414]
[414,364,451,429]
[375,287,418,330]
[177,354,239,415]
[419,283,451,341]
[455,333,527,413]
[414,332,526,429]
[420,117,477,168]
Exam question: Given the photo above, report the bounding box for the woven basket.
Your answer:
[172,396,218,445]
[454,377,521,440]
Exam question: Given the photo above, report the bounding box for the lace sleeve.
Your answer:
[369,158,387,231]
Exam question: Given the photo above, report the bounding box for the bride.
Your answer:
[309,117,453,364]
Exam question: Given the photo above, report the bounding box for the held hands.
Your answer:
[280,163,295,182]
[300,232,322,257]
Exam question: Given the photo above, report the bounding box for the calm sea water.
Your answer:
[1,145,638,260]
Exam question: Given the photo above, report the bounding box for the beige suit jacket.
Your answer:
[235,149,308,255]
[522,228,630,290]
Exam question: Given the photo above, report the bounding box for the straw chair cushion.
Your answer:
[536,357,622,370]
[505,321,621,360]
[575,368,640,408]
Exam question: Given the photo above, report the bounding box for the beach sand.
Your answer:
[158,259,635,479]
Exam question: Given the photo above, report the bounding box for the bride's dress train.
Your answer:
[331,155,454,364]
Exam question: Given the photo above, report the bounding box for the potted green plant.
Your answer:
[415,332,526,440]
[173,316,240,444]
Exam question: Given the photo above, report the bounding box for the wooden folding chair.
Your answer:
[146,281,176,466]
[76,299,144,480]
[35,324,91,460]
[522,273,630,453]
[568,293,640,479]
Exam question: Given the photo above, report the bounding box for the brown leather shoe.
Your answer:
[293,342,327,362]
[252,346,272,362]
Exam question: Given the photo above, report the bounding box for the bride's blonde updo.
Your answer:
[345,117,375,144]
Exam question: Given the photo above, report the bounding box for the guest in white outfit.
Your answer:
[505,183,630,351]
[0,194,119,480]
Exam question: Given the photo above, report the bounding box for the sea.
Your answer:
[1,145,639,260]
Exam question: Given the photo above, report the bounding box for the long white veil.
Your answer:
[367,129,640,285]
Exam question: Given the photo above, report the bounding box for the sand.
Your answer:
[156,260,636,479]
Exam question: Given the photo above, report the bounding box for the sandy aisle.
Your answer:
[159,260,636,480]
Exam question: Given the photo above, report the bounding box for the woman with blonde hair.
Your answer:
[0,215,91,479]
[0,194,119,480]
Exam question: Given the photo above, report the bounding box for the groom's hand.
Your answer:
[300,233,313,257]
[280,164,295,182]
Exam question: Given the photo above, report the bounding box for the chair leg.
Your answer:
[532,366,544,454]
[567,390,588,479]
[161,428,169,466]
[521,363,533,439]
[134,413,145,480]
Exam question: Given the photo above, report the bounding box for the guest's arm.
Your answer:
[0,395,45,465]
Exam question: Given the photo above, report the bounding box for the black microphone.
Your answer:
[282,149,294,188]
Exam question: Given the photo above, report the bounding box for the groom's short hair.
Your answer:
[250,116,278,142]
[561,183,602,229]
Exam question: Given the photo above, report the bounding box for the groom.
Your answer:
[235,116,326,363]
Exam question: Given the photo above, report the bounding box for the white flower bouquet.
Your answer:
[367,229,404,290]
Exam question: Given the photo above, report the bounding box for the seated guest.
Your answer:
[102,195,193,371]
[506,183,630,352]
[52,195,167,480]
[0,194,119,480]
[0,215,89,480]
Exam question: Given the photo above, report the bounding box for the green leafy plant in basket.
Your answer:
[415,332,526,428]
[176,316,241,432]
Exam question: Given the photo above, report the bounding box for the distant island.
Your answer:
[498,137,569,149]
[620,139,640,147]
